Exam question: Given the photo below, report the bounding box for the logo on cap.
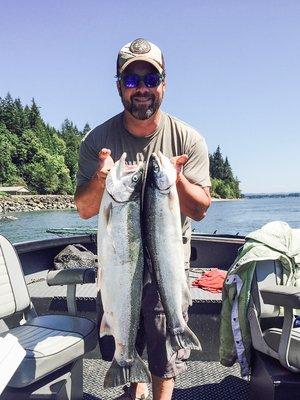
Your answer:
[129,38,151,54]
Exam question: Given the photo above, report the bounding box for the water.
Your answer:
[0,197,299,244]
[193,196,300,236]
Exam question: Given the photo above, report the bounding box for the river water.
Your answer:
[0,197,299,244]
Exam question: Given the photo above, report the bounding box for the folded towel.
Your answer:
[192,268,227,293]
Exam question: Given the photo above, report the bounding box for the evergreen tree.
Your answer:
[60,119,82,187]
[28,98,42,129]
[0,95,76,193]
[15,98,30,132]
[223,157,234,181]
[24,105,31,127]
[209,145,240,198]
[0,123,19,184]
[0,93,24,134]
[82,122,91,136]
[211,145,224,179]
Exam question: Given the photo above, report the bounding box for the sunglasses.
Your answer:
[118,72,165,88]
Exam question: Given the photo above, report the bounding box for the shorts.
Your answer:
[97,259,191,379]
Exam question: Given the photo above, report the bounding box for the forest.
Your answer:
[0,94,240,198]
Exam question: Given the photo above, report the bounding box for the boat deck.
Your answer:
[25,268,222,304]
[82,359,249,399]
[0,233,260,399]
[22,267,252,399]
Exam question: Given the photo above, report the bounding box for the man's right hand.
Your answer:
[74,148,114,219]
[94,148,114,185]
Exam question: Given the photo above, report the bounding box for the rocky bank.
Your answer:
[0,195,76,214]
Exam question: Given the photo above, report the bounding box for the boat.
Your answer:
[1,231,299,399]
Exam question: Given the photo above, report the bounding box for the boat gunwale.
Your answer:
[14,232,245,254]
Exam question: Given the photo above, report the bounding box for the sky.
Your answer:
[0,0,299,194]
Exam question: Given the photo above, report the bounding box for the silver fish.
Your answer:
[97,152,151,388]
[143,151,201,352]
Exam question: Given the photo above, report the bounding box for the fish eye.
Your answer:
[132,174,139,182]
[153,163,159,173]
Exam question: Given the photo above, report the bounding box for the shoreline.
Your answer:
[0,195,76,215]
[0,194,241,217]
[211,198,241,202]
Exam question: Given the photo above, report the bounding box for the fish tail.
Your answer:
[131,353,152,383]
[170,325,202,352]
[103,355,151,388]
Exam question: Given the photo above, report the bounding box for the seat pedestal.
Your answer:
[1,359,83,400]
[250,351,300,400]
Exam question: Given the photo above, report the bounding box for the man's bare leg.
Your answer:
[152,375,174,400]
[116,382,149,399]
[132,382,149,398]
[116,375,174,399]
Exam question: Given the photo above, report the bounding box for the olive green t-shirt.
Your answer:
[76,111,211,266]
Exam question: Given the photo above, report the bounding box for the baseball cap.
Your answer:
[117,38,165,75]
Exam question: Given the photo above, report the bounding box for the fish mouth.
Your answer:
[116,153,144,178]
[146,153,160,187]
[106,153,144,202]
[147,152,176,191]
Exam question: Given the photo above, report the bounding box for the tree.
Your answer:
[0,95,78,194]
[60,119,82,188]
[0,93,26,135]
[210,145,224,179]
[14,129,42,168]
[0,123,20,184]
[223,157,234,181]
[209,146,241,198]
[28,98,42,129]
[14,98,30,133]
[82,122,91,136]
[22,150,73,194]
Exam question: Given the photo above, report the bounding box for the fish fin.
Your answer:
[169,325,202,352]
[100,200,113,246]
[104,202,112,230]
[131,353,152,383]
[103,354,151,388]
[99,314,112,338]
[115,152,127,180]
[182,285,193,307]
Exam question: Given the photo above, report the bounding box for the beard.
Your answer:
[121,92,163,120]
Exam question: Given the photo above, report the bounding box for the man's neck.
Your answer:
[123,110,162,137]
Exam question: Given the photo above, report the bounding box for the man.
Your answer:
[75,38,211,400]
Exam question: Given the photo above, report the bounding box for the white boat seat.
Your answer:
[0,234,97,398]
[2,314,96,388]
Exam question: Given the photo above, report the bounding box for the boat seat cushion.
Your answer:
[2,314,97,388]
[263,327,300,369]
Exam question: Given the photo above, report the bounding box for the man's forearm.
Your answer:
[176,173,211,221]
[74,175,105,219]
